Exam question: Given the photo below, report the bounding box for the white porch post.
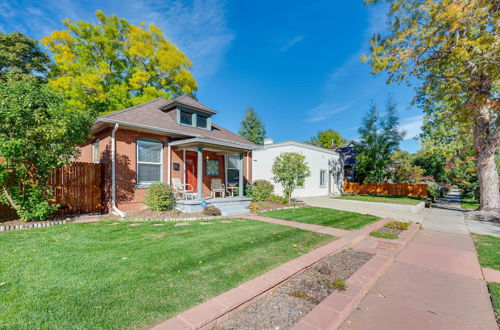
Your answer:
[238,153,244,197]
[197,147,203,199]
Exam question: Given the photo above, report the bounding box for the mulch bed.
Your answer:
[214,249,373,330]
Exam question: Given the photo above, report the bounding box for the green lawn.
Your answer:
[472,234,500,324]
[260,207,379,230]
[472,234,500,270]
[0,219,332,329]
[489,283,500,325]
[461,198,479,210]
[333,194,424,205]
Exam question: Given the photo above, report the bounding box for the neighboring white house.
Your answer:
[252,139,344,198]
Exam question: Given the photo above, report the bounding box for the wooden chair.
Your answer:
[172,178,194,199]
[210,178,225,198]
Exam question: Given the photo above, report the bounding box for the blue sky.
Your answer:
[0,0,423,152]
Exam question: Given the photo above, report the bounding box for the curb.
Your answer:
[291,223,420,330]
[151,218,391,330]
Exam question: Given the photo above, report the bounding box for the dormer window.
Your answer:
[196,114,208,129]
[176,106,211,130]
[180,110,193,125]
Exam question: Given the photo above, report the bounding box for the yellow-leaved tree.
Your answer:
[42,11,197,114]
[363,0,499,214]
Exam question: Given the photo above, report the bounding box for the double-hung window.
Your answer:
[137,139,163,185]
[226,155,240,186]
[320,170,327,188]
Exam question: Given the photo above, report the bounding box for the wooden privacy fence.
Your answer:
[0,162,103,220]
[344,182,428,198]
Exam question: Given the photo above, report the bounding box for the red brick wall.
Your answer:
[77,127,254,212]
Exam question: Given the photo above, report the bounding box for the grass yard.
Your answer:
[489,283,500,324]
[472,234,500,324]
[0,219,333,329]
[370,231,398,239]
[472,234,500,270]
[334,194,424,205]
[260,207,378,230]
[461,197,479,210]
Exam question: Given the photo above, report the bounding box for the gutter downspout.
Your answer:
[111,124,126,218]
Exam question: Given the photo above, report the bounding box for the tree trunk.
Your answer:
[473,105,500,213]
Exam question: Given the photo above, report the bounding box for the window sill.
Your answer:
[134,183,159,189]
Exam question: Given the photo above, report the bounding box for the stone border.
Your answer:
[126,216,234,222]
[292,223,420,330]
[367,224,420,251]
[151,218,392,330]
[0,220,68,232]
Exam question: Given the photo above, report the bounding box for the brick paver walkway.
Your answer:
[340,191,498,330]
[242,214,351,237]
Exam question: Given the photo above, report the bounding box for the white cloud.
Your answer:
[279,34,304,52]
[306,103,351,123]
[399,115,423,140]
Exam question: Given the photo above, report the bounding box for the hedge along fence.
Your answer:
[0,162,103,220]
[344,182,428,198]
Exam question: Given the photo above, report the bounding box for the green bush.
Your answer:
[427,184,438,201]
[203,205,221,216]
[247,180,274,201]
[267,194,289,204]
[144,183,175,211]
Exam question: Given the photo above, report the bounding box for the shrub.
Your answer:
[144,183,175,211]
[203,205,221,216]
[247,180,274,201]
[267,194,289,204]
[427,184,438,201]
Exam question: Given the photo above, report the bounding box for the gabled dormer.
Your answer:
[160,95,216,131]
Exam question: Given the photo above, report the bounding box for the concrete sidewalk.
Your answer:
[340,191,498,330]
[301,196,429,223]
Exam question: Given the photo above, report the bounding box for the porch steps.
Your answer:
[207,198,251,217]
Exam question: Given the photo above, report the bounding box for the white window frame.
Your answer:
[320,169,327,188]
[136,139,164,186]
[92,139,100,163]
[225,154,240,187]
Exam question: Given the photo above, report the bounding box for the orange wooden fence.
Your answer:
[344,182,428,198]
[0,162,103,220]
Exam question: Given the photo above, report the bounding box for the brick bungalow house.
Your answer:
[77,96,256,216]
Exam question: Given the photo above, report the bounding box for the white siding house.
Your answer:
[252,140,344,198]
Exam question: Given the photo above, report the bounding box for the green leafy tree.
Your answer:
[0,32,50,83]
[307,129,347,149]
[272,152,311,203]
[363,0,499,212]
[0,80,93,221]
[238,107,266,145]
[355,99,404,183]
[41,10,197,114]
[390,149,424,183]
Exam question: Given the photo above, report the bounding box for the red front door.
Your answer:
[185,153,197,192]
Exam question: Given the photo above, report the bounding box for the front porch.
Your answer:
[168,137,254,215]
[175,196,252,216]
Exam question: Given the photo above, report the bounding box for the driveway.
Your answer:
[301,196,429,223]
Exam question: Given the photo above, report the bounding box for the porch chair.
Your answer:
[172,178,194,200]
[210,178,225,198]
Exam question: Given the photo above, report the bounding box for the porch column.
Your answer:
[238,153,244,197]
[197,147,203,199]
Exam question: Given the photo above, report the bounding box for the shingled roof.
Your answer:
[98,96,255,148]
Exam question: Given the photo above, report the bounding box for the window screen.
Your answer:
[137,140,162,184]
